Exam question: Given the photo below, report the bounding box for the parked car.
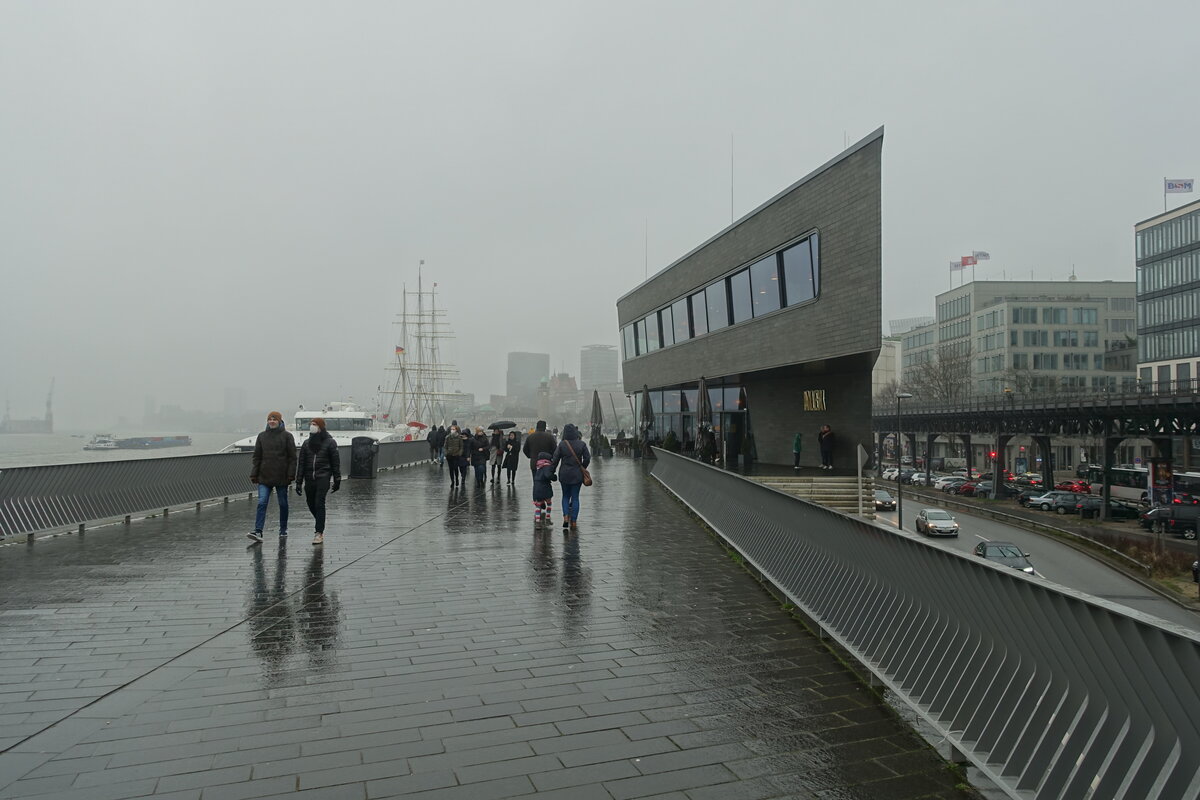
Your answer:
[915,508,959,536]
[1013,473,1044,487]
[907,472,939,486]
[1140,505,1200,538]
[874,490,896,511]
[1076,498,1141,520]
[952,468,982,480]
[973,540,1035,574]
[972,480,995,499]
[1014,488,1043,507]
[956,481,982,496]
[939,478,968,493]
[934,476,964,491]
[1029,490,1085,512]
[882,467,899,480]
[1054,480,1091,494]
[1047,493,1088,515]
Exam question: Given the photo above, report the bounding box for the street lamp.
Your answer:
[896,391,914,530]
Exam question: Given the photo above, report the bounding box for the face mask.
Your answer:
[309,425,319,434]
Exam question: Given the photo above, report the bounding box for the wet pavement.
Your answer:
[0,458,977,799]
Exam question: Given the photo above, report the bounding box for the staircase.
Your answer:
[753,475,876,519]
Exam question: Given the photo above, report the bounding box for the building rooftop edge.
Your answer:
[1135,196,1200,230]
[616,125,885,305]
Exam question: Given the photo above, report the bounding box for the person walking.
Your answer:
[502,431,521,485]
[531,450,557,527]
[470,427,490,488]
[434,425,447,466]
[818,424,835,470]
[296,417,340,545]
[523,420,557,481]
[489,428,505,484]
[792,432,803,471]
[248,411,297,544]
[443,425,465,488]
[428,427,439,463]
[551,423,591,532]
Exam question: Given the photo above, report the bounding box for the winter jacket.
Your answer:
[470,433,491,466]
[433,427,447,448]
[444,431,464,457]
[502,434,521,470]
[818,429,834,454]
[251,425,297,487]
[532,452,557,500]
[298,430,341,483]
[523,429,557,466]
[551,424,591,486]
[792,433,803,453]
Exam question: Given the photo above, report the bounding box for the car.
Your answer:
[956,480,981,496]
[972,480,996,499]
[933,475,964,491]
[907,472,939,486]
[1047,493,1088,515]
[1140,505,1200,538]
[881,467,899,480]
[874,490,896,510]
[973,540,1035,574]
[1076,498,1141,520]
[1030,490,1084,512]
[915,508,959,536]
[1054,480,1091,494]
[1076,463,1101,479]
[940,477,968,493]
[1013,488,1043,507]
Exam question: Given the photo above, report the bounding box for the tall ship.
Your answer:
[378,264,460,428]
[0,379,54,434]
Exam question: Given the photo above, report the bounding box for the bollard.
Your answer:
[195,502,201,512]
[163,508,169,516]
[26,532,34,544]
[78,524,85,534]
[224,497,229,505]
[124,515,131,525]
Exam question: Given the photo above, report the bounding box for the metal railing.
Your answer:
[0,441,429,539]
[650,448,1200,800]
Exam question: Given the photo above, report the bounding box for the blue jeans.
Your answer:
[254,484,289,533]
[561,482,582,521]
[474,463,486,483]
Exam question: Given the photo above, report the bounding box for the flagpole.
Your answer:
[1165,177,1168,213]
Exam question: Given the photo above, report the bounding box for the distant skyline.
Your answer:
[3,2,1197,428]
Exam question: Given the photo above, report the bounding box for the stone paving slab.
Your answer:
[0,458,979,799]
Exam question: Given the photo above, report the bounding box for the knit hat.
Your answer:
[266,411,283,421]
[310,417,327,430]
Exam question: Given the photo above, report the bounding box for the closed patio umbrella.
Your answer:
[640,384,655,458]
[695,376,714,463]
[589,390,604,454]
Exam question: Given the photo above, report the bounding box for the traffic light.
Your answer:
[989,451,998,461]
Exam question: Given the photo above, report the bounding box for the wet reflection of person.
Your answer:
[528,529,558,594]
[559,532,592,638]
[247,545,296,684]
[298,548,341,673]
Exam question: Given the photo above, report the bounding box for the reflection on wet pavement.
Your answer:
[0,458,977,799]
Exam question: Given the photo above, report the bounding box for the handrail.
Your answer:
[0,441,429,539]
[650,448,1200,800]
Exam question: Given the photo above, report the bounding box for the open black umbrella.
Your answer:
[487,420,516,430]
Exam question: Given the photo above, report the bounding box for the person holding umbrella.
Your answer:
[489,427,505,484]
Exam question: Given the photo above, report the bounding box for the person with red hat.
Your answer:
[247,411,297,544]
[296,417,341,545]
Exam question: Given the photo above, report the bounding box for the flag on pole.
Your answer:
[972,251,991,261]
[1165,179,1194,193]
[960,255,977,267]
[950,260,966,272]
[395,346,405,355]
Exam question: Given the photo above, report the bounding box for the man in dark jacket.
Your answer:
[470,427,491,488]
[522,421,557,480]
[296,417,341,546]
[248,411,297,544]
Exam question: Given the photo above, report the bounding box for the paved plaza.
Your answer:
[0,457,978,799]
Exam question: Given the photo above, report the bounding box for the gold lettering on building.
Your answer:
[803,390,827,412]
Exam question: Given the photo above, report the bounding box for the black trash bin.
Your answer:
[350,436,379,479]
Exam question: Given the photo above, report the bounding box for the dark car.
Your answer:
[1141,505,1200,538]
[956,480,980,496]
[874,490,896,511]
[1076,498,1141,520]
[973,540,1035,574]
[1014,488,1043,507]
[1048,493,1087,515]
[972,480,995,499]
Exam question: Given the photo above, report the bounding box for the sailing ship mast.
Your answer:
[381,262,459,426]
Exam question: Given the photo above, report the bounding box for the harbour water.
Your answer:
[0,432,244,469]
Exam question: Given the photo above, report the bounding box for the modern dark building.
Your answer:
[1135,197,1200,389]
[616,128,883,466]
[505,352,550,409]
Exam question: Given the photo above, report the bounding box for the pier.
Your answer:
[0,458,971,799]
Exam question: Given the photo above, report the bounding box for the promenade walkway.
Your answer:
[0,457,976,800]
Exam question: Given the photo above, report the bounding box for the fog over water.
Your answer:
[2,2,1197,430]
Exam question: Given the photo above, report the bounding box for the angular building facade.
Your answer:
[1136,198,1200,389]
[616,128,883,467]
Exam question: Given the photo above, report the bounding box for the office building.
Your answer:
[1135,197,1200,388]
[580,345,618,393]
[617,128,883,466]
[900,279,1137,398]
[506,352,549,409]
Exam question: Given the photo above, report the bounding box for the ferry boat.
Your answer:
[222,402,410,453]
[83,434,119,450]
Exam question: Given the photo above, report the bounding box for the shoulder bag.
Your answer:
[565,439,592,487]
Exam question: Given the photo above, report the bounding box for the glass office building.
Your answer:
[1136,198,1200,389]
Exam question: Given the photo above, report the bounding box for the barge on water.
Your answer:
[84,435,193,450]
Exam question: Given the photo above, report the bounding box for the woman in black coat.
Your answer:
[551,423,591,531]
[501,431,521,485]
[296,417,341,545]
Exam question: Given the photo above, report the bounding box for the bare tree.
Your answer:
[905,343,973,404]
[872,378,903,411]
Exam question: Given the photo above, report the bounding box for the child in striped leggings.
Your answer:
[532,451,557,526]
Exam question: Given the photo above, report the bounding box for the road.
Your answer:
[873,500,1200,631]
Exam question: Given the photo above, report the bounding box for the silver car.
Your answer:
[915,508,959,536]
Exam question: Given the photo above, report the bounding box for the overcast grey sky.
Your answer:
[3,1,1197,428]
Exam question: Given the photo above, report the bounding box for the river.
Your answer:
[0,431,247,468]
